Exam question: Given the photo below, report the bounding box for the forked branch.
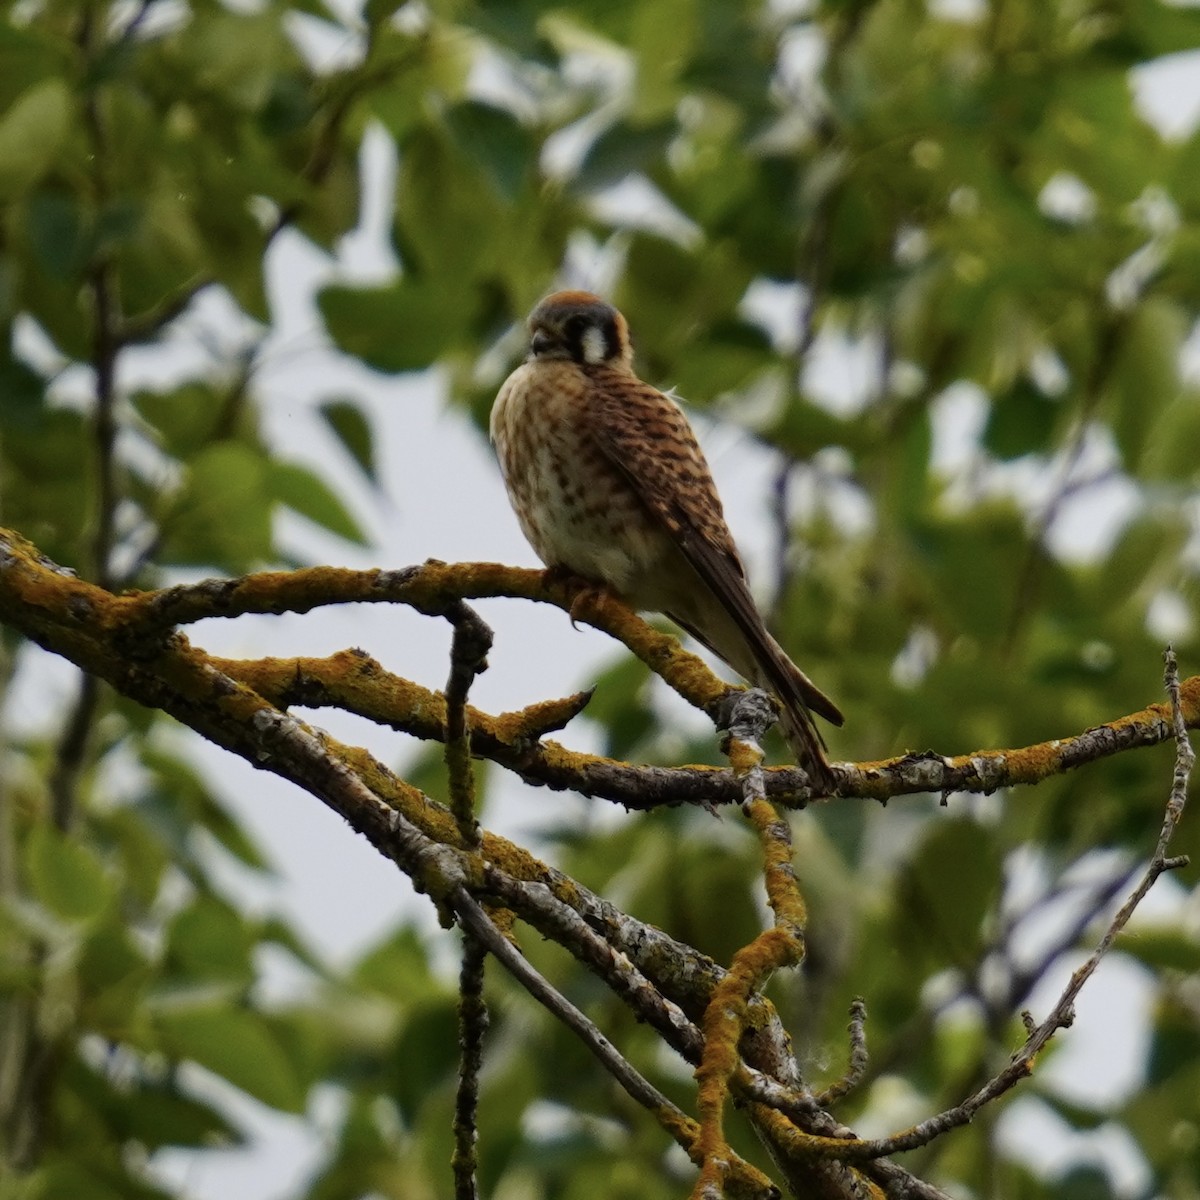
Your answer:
[0,528,1192,1199]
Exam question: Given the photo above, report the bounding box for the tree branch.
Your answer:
[0,529,1193,1196]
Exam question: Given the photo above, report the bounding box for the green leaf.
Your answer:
[916,504,1027,640]
[158,442,273,571]
[352,926,440,1001]
[576,119,676,192]
[0,407,89,568]
[136,747,271,873]
[0,343,45,430]
[165,896,256,986]
[1141,389,1200,484]
[180,12,294,113]
[444,101,535,200]
[132,381,227,461]
[894,818,1002,969]
[0,27,63,112]
[1038,1092,1111,1131]
[269,460,368,545]
[319,399,377,483]
[77,924,152,1035]
[390,999,461,1123]
[65,1053,239,1153]
[0,77,71,202]
[107,1079,239,1150]
[1107,298,1187,468]
[259,916,326,976]
[318,279,463,373]
[582,652,657,760]
[25,824,111,922]
[983,380,1061,460]
[28,1161,164,1200]
[1120,930,1200,975]
[1097,511,1189,610]
[26,189,91,282]
[884,409,934,524]
[156,1005,306,1112]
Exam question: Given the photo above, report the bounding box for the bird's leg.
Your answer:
[542,567,618,630]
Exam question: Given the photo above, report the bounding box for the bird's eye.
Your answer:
[564,315,588,338]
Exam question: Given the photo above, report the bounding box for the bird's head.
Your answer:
[525,291,633,369]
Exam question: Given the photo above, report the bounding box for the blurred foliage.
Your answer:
[0,0,1199,1197]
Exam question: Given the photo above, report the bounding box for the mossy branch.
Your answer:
[0,527,1193,1200]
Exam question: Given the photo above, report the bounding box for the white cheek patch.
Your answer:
[581,325,607,364]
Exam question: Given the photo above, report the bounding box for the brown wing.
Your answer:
[583,369,745,576]
[583,368,843,745]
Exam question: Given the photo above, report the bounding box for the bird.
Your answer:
[490,290,843,792]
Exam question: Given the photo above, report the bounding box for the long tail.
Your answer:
[670,608,842,794]
[756,651,840,795]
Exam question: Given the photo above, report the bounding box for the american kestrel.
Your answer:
[490,290,843,791]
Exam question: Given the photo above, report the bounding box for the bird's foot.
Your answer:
[543,568,614,630]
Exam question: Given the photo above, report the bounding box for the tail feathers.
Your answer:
[783,656,844,727]
[665,609,842,793]
[754,659,839,795]
[773,701,838,795]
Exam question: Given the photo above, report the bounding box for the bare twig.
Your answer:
[443,601,492,845]
[773,647,1194,1164]
[113,0,156,44]
[860,1160,957,1200]
[444,603,492,1199]
[484,870,704,1058]
[450,888,780,1200]
[102,558,1200,806]
[453,935,487,1200]
[49,9,124,834]
[483,866,850,1140]
[1160,646,1194,852]
[815,1000,869,1108]
[987,858,1142,1022]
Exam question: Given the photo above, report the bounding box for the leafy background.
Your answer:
[1,0,1199,1197]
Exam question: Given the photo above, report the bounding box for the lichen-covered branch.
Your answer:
[214,646,1198,813]
[7,535,1192,808]
[1,527,1194,1199]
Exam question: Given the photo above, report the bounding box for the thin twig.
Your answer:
[484,869,704,1058]
[49,8,124,834]
[814,1000,869,1108]
[450,887,780,1200]
[445,604,492,1197]
[453,935,487,1200]
[992,858,1142,1020]
[0,532,1194,1189]
[779,647,1194,1163]
[114,0,156,44]
[483,866,847,1139]
[443,601,492,846]
[452,888,672,1114]
[1160,646,1194,854]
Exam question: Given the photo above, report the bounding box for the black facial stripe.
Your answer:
[602,315,620,361]
[562,306,619,363]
